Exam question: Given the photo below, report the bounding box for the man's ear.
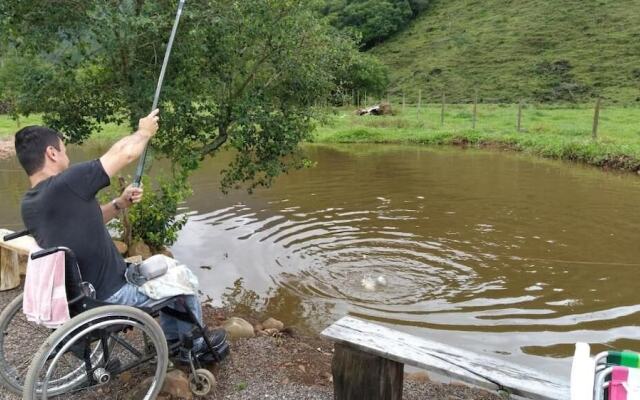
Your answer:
[44,146,58,162]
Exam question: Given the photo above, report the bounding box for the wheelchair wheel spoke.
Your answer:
[23,306,168,400]
[110,332,143,358]
[0,294,54,395]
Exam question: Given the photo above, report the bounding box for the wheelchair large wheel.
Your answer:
[23,305,168,400]
[0,294,107,396]
[0,294,53,394]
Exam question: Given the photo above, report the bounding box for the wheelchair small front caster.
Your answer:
[189,368,216,396]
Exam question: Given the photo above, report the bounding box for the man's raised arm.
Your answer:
[100,109,160,178]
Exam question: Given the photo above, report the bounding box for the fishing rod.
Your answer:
[133,0,186,187]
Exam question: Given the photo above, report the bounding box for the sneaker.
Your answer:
[172,329,228,365]
[193,329,227,353]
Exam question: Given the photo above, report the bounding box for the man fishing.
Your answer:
[14,109,225,363]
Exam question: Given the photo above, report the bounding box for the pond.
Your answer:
[2,143,640,376]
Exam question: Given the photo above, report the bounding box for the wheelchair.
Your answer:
[0,230,229,399]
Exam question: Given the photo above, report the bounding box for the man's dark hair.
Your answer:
[14,126,64,176]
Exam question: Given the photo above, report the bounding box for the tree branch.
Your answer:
[200,125,229,157]
[231,49,273,102]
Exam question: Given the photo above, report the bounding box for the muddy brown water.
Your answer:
[2,143,640,378]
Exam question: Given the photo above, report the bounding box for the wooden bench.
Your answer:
[321,316,570,400]
[0,228,36,291]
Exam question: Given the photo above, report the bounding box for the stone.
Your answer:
[158,247,174,258]
[124,255,143,264]
[113,240,128,255]
[118,371,133,384]
[124,377,153,400]
[161,369,193,400]
[129,240,152,260]
[263,328,280,337]
[222,317,255,339]
[262,317,284,331]
[405,371,431,383]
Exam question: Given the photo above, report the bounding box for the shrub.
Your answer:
[128,173,192,250]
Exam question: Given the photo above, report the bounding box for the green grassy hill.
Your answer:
[371,0,640,103]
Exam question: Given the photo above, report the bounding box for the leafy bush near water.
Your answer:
[103,174,191,251]
[128,174,191,250]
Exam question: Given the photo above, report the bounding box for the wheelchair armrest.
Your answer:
[2,229,30,242]
[31,246,67,260]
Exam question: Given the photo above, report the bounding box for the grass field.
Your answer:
[315,104,640,172]
[0,114,131,142]
[371,0,640,103]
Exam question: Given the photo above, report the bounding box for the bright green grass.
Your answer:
[315,104,640,172]
[371,0,640,103]
[0,114,131,142]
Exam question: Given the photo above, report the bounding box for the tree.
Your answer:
[0,0,362,192]
[319,0,429,48]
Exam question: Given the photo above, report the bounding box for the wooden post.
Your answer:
[332,343,403,400]
[517,101,523,132]
[592,97,601,140]
[0,248,21,291]
[364,91,367,108]
[472,92,478,130]
[417,89,422,118]
[440,91,446,126]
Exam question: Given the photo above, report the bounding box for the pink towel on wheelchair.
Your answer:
[23,249,70,328]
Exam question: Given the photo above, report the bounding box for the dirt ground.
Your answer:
[0,285,502,400]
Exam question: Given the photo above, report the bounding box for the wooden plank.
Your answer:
[0,228,36,289]
[0,247,21,290]
[0,228,37,255]
[333,342,403,400]
[321,316,569,400]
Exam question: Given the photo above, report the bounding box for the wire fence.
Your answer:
[335,91,640,142]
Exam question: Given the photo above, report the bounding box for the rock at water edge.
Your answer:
[262,317,284,331]
[222,317,255,339]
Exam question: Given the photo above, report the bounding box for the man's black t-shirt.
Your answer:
[21,160,126,300]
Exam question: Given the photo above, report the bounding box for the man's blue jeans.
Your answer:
[105,282,203,342]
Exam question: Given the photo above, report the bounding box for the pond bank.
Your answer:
[0,284,500,400]
[314,107,640,175]
[314,128,640,174]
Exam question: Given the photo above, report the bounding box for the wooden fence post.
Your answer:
[517,101,523,132]
[332,343,403,400]
[417,89,422,119]
[592,97,601,140]
[440,91,446,126]
[472,92,478,130]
